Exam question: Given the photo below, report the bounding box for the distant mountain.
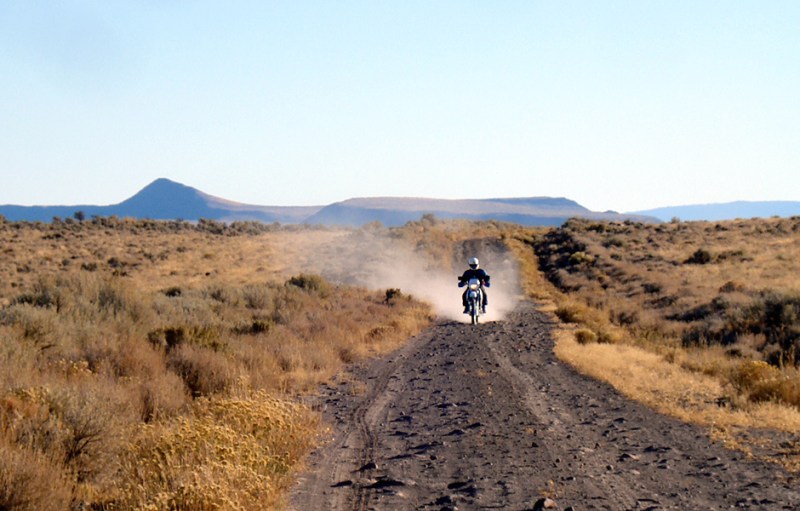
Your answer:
[0,178,319,223]
[305,196,656,227]
[0,178,658,226]
[630,201,800,222]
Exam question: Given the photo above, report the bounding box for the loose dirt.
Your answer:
[290,303,799,510]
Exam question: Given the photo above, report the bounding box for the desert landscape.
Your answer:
[5,2,798,509]
[2,214,800,509]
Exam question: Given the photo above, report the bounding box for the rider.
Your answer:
[458,257,490,314]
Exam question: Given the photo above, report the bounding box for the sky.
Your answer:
[1,1,798,212]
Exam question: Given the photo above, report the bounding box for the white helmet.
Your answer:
[468,257,479,269]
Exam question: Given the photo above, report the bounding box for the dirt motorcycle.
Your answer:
[464,278,484,325]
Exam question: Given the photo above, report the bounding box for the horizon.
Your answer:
[0,176,587,209]
[2,176,799,216]
[2,2,799,211]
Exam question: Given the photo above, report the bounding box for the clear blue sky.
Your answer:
[1,1,798,212]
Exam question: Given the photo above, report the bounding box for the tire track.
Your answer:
[484,319,641,510]
[290,326,432,511]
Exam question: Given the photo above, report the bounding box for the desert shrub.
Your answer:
[568,251,595,266]
[555,302,584,323]
[0,333,37,389]
[137,372,188,423]
[750,374,800,408]
[596,326,625,344]
[684,292,800,365]
[49,388,122,482]
[147,324,224,353]
[574,328,598,344]
[647,295,679,309]
[65,333,123,377]
[80,261,98,272]
[642,282,663,294]
[205,284,233,304]
[163,286,182,297]
[685,248,712,264]
[287,273,330,296]
[107,256,125,269]
[730,360,781,392]
[168,344,241,398]
[1,384,128,489]
[1,304,57,351]
[720,281,745,293]
[729,360,800,407]
[554,299,605,328]
[196,218,226,235]
[12,279,63,310]
[0,439,72,511]
[228,220,280,235]
[761,293,800,361]
[228,339,283,392]
[242,284,272,309]
[612,308,639,326]
[233,318,273,335]
[716,249,748,262]
[77,277,150,324]
[384,288,404,304]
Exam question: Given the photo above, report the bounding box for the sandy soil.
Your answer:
[290,303,799,510]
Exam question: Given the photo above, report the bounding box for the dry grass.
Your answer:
[116,393,319,510]
[534,217,800,394]
[0,218,436,509]
[554,329,800,431]
[522,217,800,470]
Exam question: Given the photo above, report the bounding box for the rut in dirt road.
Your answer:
[290,303,799,510]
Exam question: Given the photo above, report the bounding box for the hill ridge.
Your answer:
[1,178,656,226]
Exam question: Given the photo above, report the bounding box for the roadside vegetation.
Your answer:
[0,217,432,510]
[6,211,800,508]
[508,217,800,470]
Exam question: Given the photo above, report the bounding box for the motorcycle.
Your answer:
[464,278,484,325]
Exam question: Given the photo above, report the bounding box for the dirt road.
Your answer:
[290,304,799,510]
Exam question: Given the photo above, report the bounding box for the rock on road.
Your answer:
[290,303,799,510]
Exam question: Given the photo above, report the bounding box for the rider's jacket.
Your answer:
[458,268,490,286]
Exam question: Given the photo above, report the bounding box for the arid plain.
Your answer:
[2,215,800,509]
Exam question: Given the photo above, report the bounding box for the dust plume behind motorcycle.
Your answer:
[304,230,521,322]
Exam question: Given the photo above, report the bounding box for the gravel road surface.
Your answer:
[290,303,798,510]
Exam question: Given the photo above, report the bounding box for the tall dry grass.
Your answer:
[116,393,318,510]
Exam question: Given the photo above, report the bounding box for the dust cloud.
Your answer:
[297,230,522,322]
